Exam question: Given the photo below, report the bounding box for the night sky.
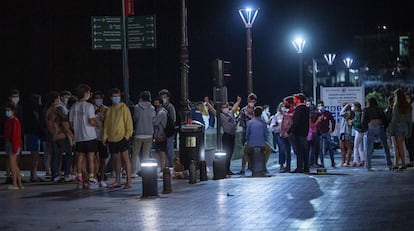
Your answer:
[1,0,411,111]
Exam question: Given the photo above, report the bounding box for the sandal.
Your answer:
[107,182,121,189]
[123,184,132,189]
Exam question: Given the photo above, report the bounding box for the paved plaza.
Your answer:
[1,151,414,231]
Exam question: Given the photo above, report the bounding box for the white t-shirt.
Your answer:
[69,101,97,142]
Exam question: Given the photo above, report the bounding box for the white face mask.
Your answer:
[162,98,168,104]
[351,106,355,111]
[248,102,255,107]
[222,108,229,114]
[95,99,103,106]
[11,96,19,105]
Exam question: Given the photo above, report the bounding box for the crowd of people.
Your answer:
[3,85,414,190]
[2,85,178,190]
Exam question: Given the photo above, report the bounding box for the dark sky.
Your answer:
[1,0,412,110]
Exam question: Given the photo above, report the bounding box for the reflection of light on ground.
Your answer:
[292,217,317,230]
[140,203,160,230]
[216,180,227,215]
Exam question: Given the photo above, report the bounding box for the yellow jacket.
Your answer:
[102,102,133,142]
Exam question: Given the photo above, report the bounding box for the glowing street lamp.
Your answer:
[239,7,259,95]
[343,57,353,85]
[324,53,336,65]
[292,37,306,92]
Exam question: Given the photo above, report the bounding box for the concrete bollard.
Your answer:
[213,151,226,180]
[199,160,208,181]
[141,158,158,198]
[189,160,197,184]
[162,167,172,194]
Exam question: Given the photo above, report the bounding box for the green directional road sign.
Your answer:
[91,15,156,50]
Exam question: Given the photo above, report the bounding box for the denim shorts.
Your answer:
[25,134,41,152]
[5,141,20,155]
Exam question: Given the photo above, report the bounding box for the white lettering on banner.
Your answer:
[320,86,365,136]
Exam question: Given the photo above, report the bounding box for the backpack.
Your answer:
[165,110,177,138]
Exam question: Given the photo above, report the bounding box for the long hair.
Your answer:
[394,89,411,114]
[353,102,362,112]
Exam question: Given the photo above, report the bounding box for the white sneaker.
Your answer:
[89,179,99,189]
[131,174,139,179]
[99,181,107,188]
[53,176,61,182]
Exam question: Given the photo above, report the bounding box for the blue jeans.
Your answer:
[366,124,392,169]
[280,136,291,170]
[166,136,175,167]
[320,133,335,166]
[308,132,321,165]
[51,138,72,179]
[273,133,284,164]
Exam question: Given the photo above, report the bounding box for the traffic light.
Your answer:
[212,59,231,87]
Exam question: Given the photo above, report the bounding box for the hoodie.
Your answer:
[133,101,156,138]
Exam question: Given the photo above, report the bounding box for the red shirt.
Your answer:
[5,117,22,154]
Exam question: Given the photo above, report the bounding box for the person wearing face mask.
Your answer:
[69,84,100,189]
[131,91,155,178]
[158,89,177,169]
[279,96,295,173]
[205,96,241,175]
[236,93,257,175]
[102,88,133,189]
[57,90,72,116]
[339,103,354,167]
[316,100,337,168]
[4,103,23,190]
[3,89,23,184]
[351,101,365,167]
[93,90,109,187]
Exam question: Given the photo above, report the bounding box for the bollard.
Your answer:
[213,151,226,180]
[199,160,208,181]
[249,147,266,177]
[141,158,158,198]
[162,167,172,194]
[189,160,197,184]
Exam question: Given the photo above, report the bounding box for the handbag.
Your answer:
[154,136,167,142]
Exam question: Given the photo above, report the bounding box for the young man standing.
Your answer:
[103,88,133,189]
[288,93,310,173]
[237,93,257,175]
[317,100,337,168]
[69,84,100,189]
[158,89,176,168]
[132,91,155,177]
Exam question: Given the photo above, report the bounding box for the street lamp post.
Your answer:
[292,37,306,93]
[343,57,353,86]
[324,53,336,86]
[239,7,259,95]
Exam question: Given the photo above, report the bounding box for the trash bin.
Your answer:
[179,123,205,170]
